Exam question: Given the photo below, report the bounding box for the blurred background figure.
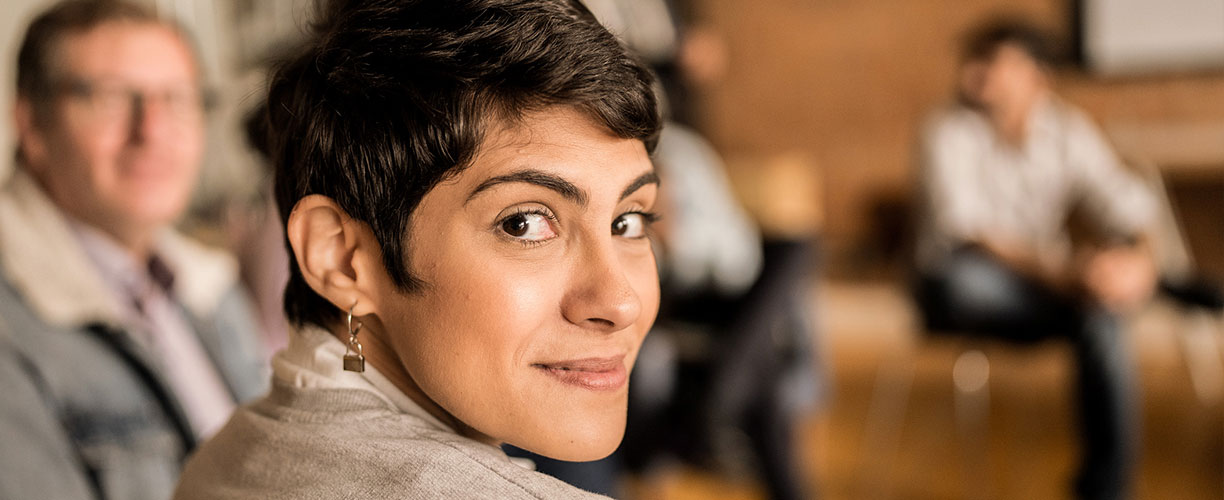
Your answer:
[0,2,266,500]
[913,19,1158,499]
[213,102,290,359]
[627,131,822,500]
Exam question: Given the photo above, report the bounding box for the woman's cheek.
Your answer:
[497,270,559,329]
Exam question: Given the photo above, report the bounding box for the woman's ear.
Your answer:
[285,194,382,317]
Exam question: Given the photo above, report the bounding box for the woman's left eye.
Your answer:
[612,212,656,238]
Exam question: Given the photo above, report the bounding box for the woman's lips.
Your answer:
[533,356,627,391]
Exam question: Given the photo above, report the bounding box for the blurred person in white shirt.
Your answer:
[914,19,1158,500]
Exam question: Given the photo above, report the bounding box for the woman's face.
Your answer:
[370,107,660,460]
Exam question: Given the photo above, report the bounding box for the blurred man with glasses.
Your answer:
[0,2,266,499]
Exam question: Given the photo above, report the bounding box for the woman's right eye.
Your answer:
[499,212,557,243]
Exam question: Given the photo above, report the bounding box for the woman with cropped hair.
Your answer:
[173,0,662,498]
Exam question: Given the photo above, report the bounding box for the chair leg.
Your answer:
[953,349,991,500]
[858,347,916,500]
[1218,310,1224,498]
[1178,308,1224,406]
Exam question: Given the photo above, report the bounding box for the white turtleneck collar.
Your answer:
[272,324,453,433]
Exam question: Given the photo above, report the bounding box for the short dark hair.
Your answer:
[264,0,661,328]
[962,17,1060,68]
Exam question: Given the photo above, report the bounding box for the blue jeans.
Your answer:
[915,247,1137,500]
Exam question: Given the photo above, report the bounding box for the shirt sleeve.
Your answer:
[1063,108,1159,241]
[919,111,986,246]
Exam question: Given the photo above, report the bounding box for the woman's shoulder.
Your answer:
[175,387,607,500]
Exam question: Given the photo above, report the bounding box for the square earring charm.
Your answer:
[343,352,365,372]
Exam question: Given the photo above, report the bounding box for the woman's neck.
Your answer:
[329,321,500,447]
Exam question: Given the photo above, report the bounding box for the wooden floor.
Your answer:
[625,280,1224,500]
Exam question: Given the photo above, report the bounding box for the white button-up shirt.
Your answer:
[916,96,1158,272]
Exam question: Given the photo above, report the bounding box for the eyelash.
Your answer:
[629,210,661,225]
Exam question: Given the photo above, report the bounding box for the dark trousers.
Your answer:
[915,247,1137,500]
[652,239,816,500]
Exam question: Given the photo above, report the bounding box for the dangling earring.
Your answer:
[343,303,365,372]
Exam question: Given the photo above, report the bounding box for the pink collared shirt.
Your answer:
[71,221,236,439]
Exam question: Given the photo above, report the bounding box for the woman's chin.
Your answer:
[509,421,626,462]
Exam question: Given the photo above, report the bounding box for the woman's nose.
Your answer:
[561,241,642,332]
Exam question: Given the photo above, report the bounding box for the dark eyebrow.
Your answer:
[466,169,588,206]
[464,168,659,206]
[619,171,660,202]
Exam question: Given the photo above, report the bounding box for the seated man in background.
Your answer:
[0,2,266,500]
[914,20,1158,500]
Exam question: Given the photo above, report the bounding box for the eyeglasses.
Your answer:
[51,77,209,126]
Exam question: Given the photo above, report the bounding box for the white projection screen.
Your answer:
[1083,0,1224,75]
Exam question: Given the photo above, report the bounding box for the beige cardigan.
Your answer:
[174,327,607,500]
[174,381,609,499]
